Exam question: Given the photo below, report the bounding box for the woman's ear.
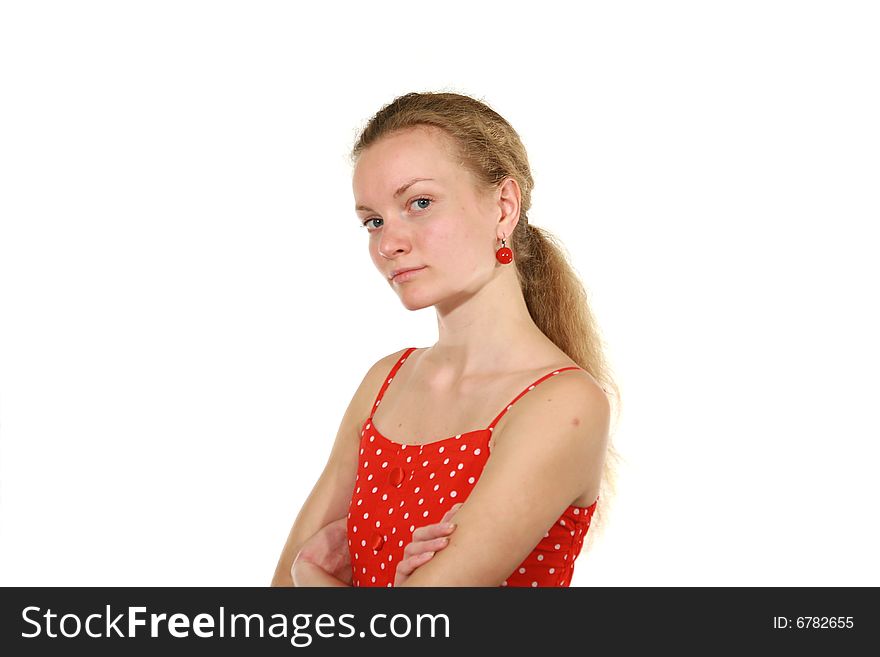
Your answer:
[496,177,522,235]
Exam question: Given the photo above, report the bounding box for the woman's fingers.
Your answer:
[442,503,464,521]
[393,504,463,586]
[402,535,450,559]
[411,503,464,542]
[404,502,463,560]
[410,522,455,543]
[294,517,352,580]
[396,551,436,578]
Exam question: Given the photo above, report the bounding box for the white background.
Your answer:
[1,1,877,586]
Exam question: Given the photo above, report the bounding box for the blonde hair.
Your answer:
[350,91,622,548]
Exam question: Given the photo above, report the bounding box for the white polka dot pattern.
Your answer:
[347,347,598,588]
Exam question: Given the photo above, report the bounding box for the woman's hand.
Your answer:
[291,517,352,586]
[394,503,463,587]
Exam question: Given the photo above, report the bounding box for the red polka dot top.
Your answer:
[347,347,599,587]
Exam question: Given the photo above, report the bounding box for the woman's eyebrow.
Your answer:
[355,177,435,213]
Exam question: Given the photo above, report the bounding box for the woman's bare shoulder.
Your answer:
[349,347,415,417]
[490,346,608,444]
[367,346,413,381]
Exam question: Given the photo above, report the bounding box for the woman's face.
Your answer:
[352,126,499,311]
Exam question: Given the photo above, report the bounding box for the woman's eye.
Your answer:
[361,198,433,232]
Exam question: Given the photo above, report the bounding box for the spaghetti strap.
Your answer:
[368,347,418,420]
[486,366,584,432]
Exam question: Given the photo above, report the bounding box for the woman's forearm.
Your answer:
[291,558,351,587]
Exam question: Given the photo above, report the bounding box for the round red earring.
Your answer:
[495,237,513,264]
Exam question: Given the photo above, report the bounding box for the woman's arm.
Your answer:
[397,374,610,587]
[291,555,351,587]
[271,467,357,586]
[394,504,462,587]
[290,510,460,587]
[287,517,353,586]
[272,351,409,586]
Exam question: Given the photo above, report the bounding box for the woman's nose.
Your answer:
[377,225,411,259]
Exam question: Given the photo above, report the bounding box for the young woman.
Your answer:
[271,91,620,587]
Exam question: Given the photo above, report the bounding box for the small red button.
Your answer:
[388,466,405,487]
[370,532,385,551]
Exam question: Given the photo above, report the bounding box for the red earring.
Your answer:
[495,236,513,264]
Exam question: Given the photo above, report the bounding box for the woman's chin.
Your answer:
[398,295,433,311]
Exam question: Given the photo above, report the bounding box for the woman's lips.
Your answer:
[392,266,426,283]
